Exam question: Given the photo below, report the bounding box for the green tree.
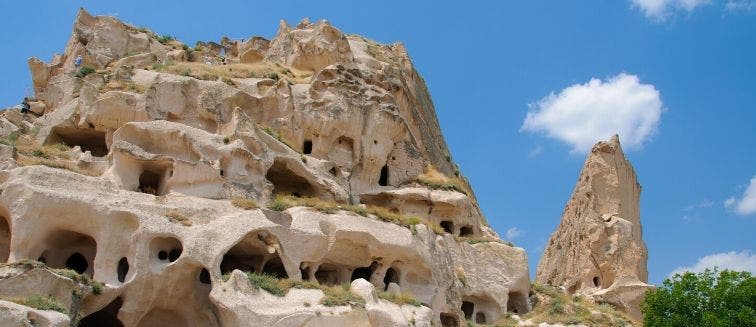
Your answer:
[641,269,756,327]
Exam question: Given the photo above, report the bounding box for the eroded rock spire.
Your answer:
[536,135,652,319]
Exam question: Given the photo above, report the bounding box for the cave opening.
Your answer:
[49,127,109,157]
[117,257,129,283]
[461,301,474,320]
[303,140,313,154]
[440,221,454,234]
[266,159,316,197]
[38,230,97,277]
[383,267,399,291]
[79,297,124,327]
[378,165,389,186]
[459,225,473,237]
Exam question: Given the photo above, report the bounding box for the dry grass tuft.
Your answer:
[267,195,444,235]
[231,197,258,210]
[165,210,192,226]
[4,294,67,314]
[151,61,312,84]
[376,291,422,306]
[416,165,470,195]
[224,272,365,307]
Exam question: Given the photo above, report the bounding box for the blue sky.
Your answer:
[0,1,754,284]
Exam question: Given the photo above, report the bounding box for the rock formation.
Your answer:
[535,135,652,319]
[0,9,530,327]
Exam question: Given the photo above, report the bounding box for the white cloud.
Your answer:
[505,227,522,240]
[684,199,714,211]
[528,145,543,158]
[726,175,756,216]
[669,250,756,277]
[521,73,663,153]
[725,0,755,11]
[631,0,711,20]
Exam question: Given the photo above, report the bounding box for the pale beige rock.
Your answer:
[0,300,70,327]
[535,135,651,319]
[0,9,530,327]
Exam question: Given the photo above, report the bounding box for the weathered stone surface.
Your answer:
[535,135,652,319]
[0,8,530,327]
[0,300,70,327]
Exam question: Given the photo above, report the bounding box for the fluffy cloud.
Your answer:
[631,0,711,20]
[505,227,522,240]
[724,175,756,216]
[669,250,756,277]
[521,73,663,153]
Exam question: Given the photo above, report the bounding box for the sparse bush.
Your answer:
[268,72,280,81]
[245,273,364,307]
[221,77,235,86]
[75,66,96,78]
[231,197,258,210]
[9,294,67,313]
[269,195,289,212]
[415,165,469,195]
[377,291,422,306]
[265,195,434,233]
[49,268,103,294]
[247,272,285,296]
[157,34,175,44]
[321,283,364,307]
[180,69,192,77]
[0,131,19,146]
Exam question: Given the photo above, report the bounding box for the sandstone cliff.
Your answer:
[535,135,652,320]
[0,9,530,327]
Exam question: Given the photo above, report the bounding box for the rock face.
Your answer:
[0,9,530,327]
[535,135,651,319]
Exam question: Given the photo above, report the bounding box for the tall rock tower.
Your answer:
[536,135,652,319]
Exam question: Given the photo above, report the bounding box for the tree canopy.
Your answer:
[642,269,756,327]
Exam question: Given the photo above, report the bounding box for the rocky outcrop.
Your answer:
[535,135,651,319]
[0,8,529,327]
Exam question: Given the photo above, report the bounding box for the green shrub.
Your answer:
[157,34,175,44]
[247,272,285,296]
[12,294,67,313]
[0,131,19,146]
[268,72,280,81]
[223,136,230,144]
[75,66,96,78]
[642,269,756,327]
[321,283,364,307]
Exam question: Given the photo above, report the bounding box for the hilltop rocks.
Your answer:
[535,135,651,319]
[0,8,529,327]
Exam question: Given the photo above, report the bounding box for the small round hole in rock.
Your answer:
[199,268,211,284]
[168,248,182,262]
